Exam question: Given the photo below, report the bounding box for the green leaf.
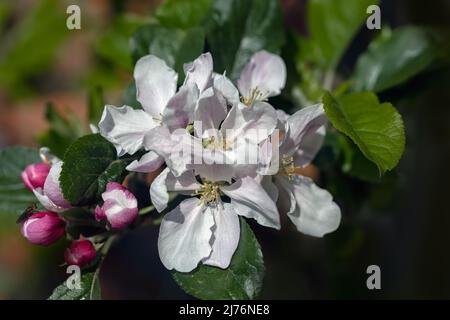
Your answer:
[48,271,101,300]
[173,218,264,300]
[304,0,377,69]
[155,0,213,29]
[204,0,285,80]
[0,147,40,215]
[37,103,86,158]
[130,25,205,84]
[353,26,438,92]
[323,92,405,174]
[60,134,127,206]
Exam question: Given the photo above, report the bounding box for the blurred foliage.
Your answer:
[0,0,68,98]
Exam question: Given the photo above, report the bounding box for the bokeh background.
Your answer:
[0,0,449,299]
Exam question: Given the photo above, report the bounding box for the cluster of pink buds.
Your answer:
[20,162,138,267]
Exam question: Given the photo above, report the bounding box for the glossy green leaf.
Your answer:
[0,147,40,215]
[130,25,204,84]
[48,271,101,300]
[323,92,405,174]
[173,218,264,300]
[60,134,127,206]
[205,0,285,80]
[155,0,213,29]
[305,0,377,69]
[353,26,438,92]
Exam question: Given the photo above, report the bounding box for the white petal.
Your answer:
[183,53,213,93]
[158,198,214,272]
[221,101,277,145]
[162,83,199,132]
[281,104,327,158]
[203,203,240,269]
[126,151,164,173]
[221,177,280,229]
[134,55,178,117]
[194,87,227,137]
[213,73,240,106]
[150,168,201,212]
[98,105,157,155]
[278,175,341,237]
[237,50,286,100]
[293,125,326,167]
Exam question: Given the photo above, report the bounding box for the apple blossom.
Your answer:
[20,211,66,246]
[21,162,50,191]
[95,182,138,229]
[64,239,97,267]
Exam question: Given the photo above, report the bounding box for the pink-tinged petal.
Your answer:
[221,176,280,229]
[33,188,69,213]
[202,203,240,269]
[158,198,214,272]
[150,168,201,213]
[277,175,341,237]
[280,103,327,159]
[44,162,72,209]
[193,87,227,138]
[237,50,286,100]
[100,182,138,229]
[126,151,164,173]
[98,105,157,156]
[95,205,106,221]
[213,73,240,107]
[21,162,50,191]
[21,211,65,246]
[221,101,277,145]
[64,239,97,267]
[134,55,178,117]
[162,83,199,132]
[183,52,213,93]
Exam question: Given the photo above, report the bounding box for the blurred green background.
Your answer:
[0,0,449,299]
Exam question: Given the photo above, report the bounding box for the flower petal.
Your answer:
[293,125,326,167]
[237,50,286,100]
[33,188,67,213]
[134,55,178,117]
[43,162,71,209]
[213,73,240,107]
[150,168,201,212]
[158,198,214,272]
[277,175,341,237]
[194,87,227,137]
[221,101,277,145]
[184,52,213,93]
[203,203,240,269]
[101,182,138,229]
[221,176,280,229]
[98,105,157,155]
[280,104,327,158]
[126,151,164,173]
[162,83,199,132]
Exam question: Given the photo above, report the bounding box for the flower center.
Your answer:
[202,136,230,151]
[194,182,222,205]
[240,87,267,106]
[279,155,300,179]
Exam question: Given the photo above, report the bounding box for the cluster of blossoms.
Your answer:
[19,159,138,267]
[97,50,342,272]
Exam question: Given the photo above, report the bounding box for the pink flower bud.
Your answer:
[21,162,51,191]
[43,161,71,209]
[95,182,138,229]
[64,239,96,267]
[20,211,66,246]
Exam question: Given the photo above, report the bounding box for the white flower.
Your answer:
[152,168,280,272]
[265,104,341,237]
[214,50,287,107]
[98,53,213,173]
